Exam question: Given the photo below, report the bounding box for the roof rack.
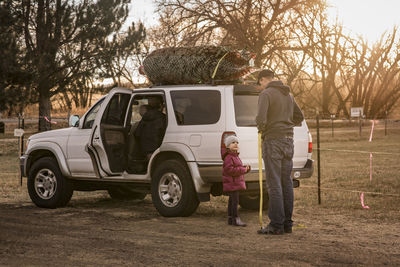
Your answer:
[149,78,257,87]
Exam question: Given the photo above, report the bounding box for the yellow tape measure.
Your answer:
[258,132,264,228]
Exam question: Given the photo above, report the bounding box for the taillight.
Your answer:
[308,142,312,153]
[221,131,236,148]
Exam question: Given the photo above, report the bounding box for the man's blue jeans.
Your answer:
[262,137,294,230]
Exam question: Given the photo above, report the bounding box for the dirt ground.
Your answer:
[1,192,399,267]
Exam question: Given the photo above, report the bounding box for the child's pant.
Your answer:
[227,191,239,218]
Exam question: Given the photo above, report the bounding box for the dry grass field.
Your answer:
[0,120,399,266]
[304,120,400,220]
[2,119,399,216]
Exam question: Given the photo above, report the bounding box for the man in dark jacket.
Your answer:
[134,96,167,159]
[255,69,304,235]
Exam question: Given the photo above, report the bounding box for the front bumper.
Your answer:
[20,155,28,177]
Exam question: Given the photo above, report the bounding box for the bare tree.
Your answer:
[342,28,400,118]
[303,20,400,119]
[155,0,326,67]
[291,2,353,118]
[152,0,400,118]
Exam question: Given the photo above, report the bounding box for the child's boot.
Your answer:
[233,217,247,227]
[228,216,233,225]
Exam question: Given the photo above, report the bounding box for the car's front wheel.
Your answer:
[27,157,73,208]
[151,159,199,217]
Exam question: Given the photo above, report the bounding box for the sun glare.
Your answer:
[326,0,400,42]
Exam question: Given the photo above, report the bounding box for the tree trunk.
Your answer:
[38,90,52,132]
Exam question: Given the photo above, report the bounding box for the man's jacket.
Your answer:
[256,80,304,140]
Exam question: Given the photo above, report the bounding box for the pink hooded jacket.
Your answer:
[221,149,249,192]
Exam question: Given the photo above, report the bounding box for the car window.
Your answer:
[170,90,221,125]
[128,94,166,125]
[83,98,105,129]
[101,93,131,126]
[233,94,258,126]
[130,98,149,125]
[127,94,166,136]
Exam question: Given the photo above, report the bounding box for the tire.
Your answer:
[27,157,73,208]
[239,193,269,211]
[151,159,199,217]
[108,187,147,200]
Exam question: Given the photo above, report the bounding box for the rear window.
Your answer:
[171,90,221,125]
[234,85,259,126]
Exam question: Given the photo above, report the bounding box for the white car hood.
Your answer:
[29,127,73,140]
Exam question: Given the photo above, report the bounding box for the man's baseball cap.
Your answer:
[257,69,274,84]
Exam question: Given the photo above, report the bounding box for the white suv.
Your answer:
[20,85,313,217]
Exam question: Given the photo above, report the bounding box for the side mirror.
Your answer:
[69,115,80,127]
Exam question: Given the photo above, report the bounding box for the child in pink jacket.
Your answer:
[222,135,250,226]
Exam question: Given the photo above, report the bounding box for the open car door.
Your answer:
[86,88,132,178]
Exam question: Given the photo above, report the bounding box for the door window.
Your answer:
[170,90,221,125]
[233,85,259,126]
[83,98,105,129]
[101,93,131,126]
[128,94,166,128]
[233,94,258,126]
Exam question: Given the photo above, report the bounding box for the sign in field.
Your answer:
[13,129,24,137]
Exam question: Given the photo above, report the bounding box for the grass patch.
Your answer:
[300,124,400,220]
[1,123,399,220]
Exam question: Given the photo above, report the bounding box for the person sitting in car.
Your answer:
[130,104,149,135]
[134,97,167,160]
[127,104,149,173]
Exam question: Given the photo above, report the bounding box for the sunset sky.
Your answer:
[127,0,400,43]
[326,0,400,42]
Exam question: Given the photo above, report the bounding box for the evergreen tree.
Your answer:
[18,0,144,131]
[0,0,31,115]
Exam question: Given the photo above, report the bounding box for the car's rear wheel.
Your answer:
[239,193,268,210]
[151,159,199,217]
[27,157,73,208]
[108,186,147,200]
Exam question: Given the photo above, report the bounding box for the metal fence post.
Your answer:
[317,109,321,205]
[17,114,21,156]
[21,113,24,156]
[385,111,388,136]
